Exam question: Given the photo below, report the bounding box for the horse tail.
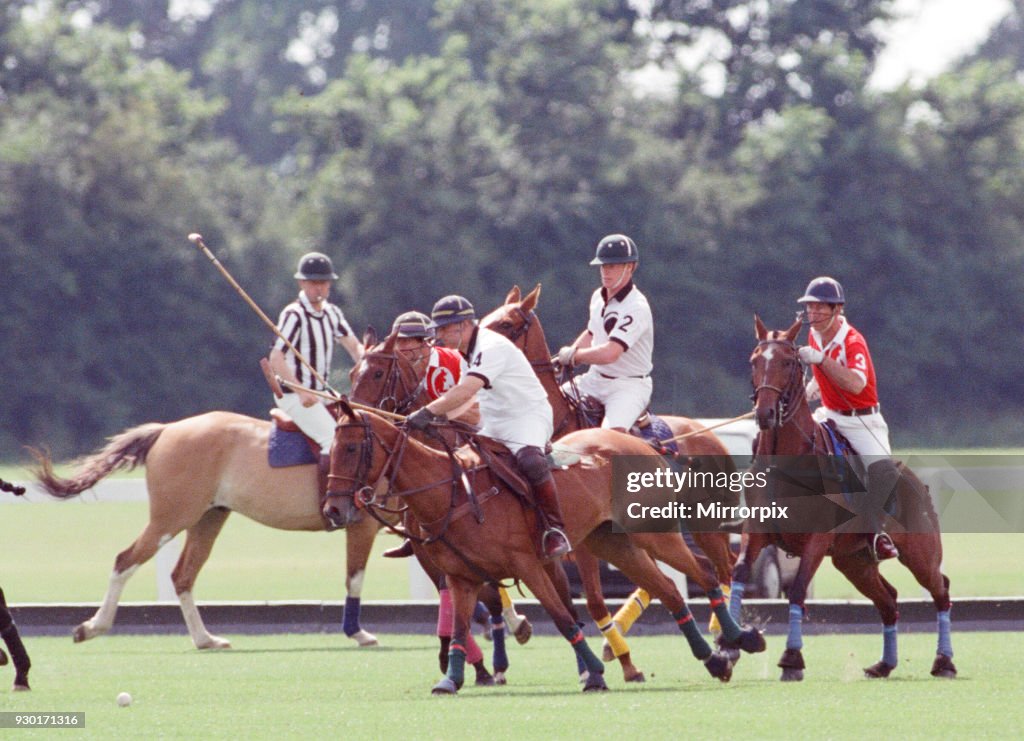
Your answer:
[29,423,166,499]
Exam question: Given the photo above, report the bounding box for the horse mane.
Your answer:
[29,422,165,499]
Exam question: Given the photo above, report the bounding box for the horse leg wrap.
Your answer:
[707,587,742,643]
[612,588,650,634]
[728,582,746,623]
[490,616,509,673]
[563,625,604,677]
[597,615,629,659]
[937,609,953,657]
[446,643,467,688]
[786,604,805,651]
[436,589,454,638]
[499,587,513,610]
[342,596,361,637]
[464,631,484,666]
[673,607,712,661]
[881,624,898,667]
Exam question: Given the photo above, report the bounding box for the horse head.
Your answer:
[482,283,550,361]
[349,329,425,415]
[323,398,396,528]
[750,316,805,431]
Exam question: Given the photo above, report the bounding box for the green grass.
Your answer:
[2,501,1023,603]
[0,633,1019,739]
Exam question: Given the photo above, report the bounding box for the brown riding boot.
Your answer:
[532,477,571,559]
[383,539,415,559]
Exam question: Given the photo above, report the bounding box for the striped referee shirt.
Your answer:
[273,291,355,391]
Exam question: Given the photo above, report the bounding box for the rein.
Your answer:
[751,339,819,454]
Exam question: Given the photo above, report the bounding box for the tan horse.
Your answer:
[482,285,740,669]
[31,411,392,649]
[323,400,765,693]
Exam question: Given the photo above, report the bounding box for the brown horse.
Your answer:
[482,286,740,666]
[731,317,956,680]
[0,478,32,691]
[323,400,765,693]
[30,411,395,650]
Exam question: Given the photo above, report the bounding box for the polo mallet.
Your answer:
[188,232,335,395]
[659,411,756,446]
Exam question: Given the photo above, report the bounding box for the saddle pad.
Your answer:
[268,425,318,468]
[634,414,679,456]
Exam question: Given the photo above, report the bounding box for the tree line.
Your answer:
[2,0,1022,457]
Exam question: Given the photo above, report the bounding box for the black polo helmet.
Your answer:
[391,311,434,339]
[294,252,339,280]
[429,295,476,328]
[590,234,639,265]
[797,276,845,305]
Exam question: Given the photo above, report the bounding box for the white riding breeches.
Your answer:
[565,371,653,431]
[275,393,336,456]
[480,414,553,455]
[814,407,892,457]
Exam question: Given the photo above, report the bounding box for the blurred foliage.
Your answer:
[1,0,1022,457]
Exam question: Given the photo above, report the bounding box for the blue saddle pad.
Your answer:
[268,425,318,468]
[635,414,679,456]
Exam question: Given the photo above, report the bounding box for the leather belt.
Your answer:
[599,372,650,380]
[836,405,879,417]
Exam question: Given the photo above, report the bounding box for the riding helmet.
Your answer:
[590,234,639,265]
[391,311,435,339]
[429,295,476,328]
[294,252,339,281]
[797,276,845,305]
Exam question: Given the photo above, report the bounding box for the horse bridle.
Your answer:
[751,339,808,428]
[358,348,427,415]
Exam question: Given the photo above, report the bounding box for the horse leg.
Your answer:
[171,507,232,650]
[583,528,732,682]
[574,548,644,683]
[832,552,900,678]
[74,522,169,643]
[0,589,30,691]
[893,534,957,678]
[635,532,764,654]
[690,531,735,633]
[432,576,483,695]
[477,584,510,683]
[775,537,830,682]
[491,584,532,645]
[343,515,380,647]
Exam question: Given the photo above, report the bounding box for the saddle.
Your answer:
[267,409,342,531]
[568,392,679,455]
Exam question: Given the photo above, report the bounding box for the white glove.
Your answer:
[805,376,821,403]
[798,346,824,365]
[556,346,577,367]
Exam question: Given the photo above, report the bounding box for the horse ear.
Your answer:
[521,283,542,312]
[383,328,398,352]
[338,396,356,419]
[505,285,521,304]
[754,315,768,340]
[784,317,802,342]
[363,326,378,348]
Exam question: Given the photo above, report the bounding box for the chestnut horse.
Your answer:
[730,317,956,680]
[483,286,740,664]
[0,478,31,691]
[323,400,765,694]
[30,411,395,650]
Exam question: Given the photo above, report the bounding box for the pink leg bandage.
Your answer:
[436,589,453,638]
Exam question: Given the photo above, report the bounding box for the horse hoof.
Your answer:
[739,626,767,654]
[196,636,232,650]
[13,683,31,692]
[863,661,895,679]
[431,677,458,695]
[72,624,90,643]
[350,629,379,647]
[624,671,646,683]
[931,654,957,679]
[704,652,733,683]
[475,673,496,687]
[512,618,532,645]
[780,668,804,682]
[582,673,608,692]
[493,671,507,685]
[601,640,615,663]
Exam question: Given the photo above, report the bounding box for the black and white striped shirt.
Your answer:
[273,291,355,391]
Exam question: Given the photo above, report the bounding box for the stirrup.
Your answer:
[873,533,899,561]
[542,528,571,559]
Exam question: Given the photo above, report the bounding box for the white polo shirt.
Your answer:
[585,282,653,378]
[463,326,552,450]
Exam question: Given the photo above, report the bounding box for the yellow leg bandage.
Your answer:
[612,588,650,635]
[598,615,630,658]
[499,586,513,610]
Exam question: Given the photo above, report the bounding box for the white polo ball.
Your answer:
[117,692,133,707]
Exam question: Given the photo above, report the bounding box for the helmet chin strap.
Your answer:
[607,264,631,294]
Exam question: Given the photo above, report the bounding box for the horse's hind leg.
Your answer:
[74,522,168,643]
[574,548,645,683]
[171,507,232,649]
[896,534,956,677]
[0,588,30,690]
[342,516,380,647]
[432,576,484,695]
[832,553,900,678]
[690,531,736,632]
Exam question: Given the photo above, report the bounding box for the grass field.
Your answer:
[2,500,1023,603]
[0,633,1020,740]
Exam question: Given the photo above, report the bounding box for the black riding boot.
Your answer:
[866,459,901,561]
[532,477,572,559]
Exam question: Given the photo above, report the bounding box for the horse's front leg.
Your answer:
[343,514,380,647]
[432,576,482,695]
[572,549,644,683]
[778,536,829,682]
[0,589,30,691]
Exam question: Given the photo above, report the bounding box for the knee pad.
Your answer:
[515,446,549,486]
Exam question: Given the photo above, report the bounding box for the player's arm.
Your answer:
[426,375,485,418]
